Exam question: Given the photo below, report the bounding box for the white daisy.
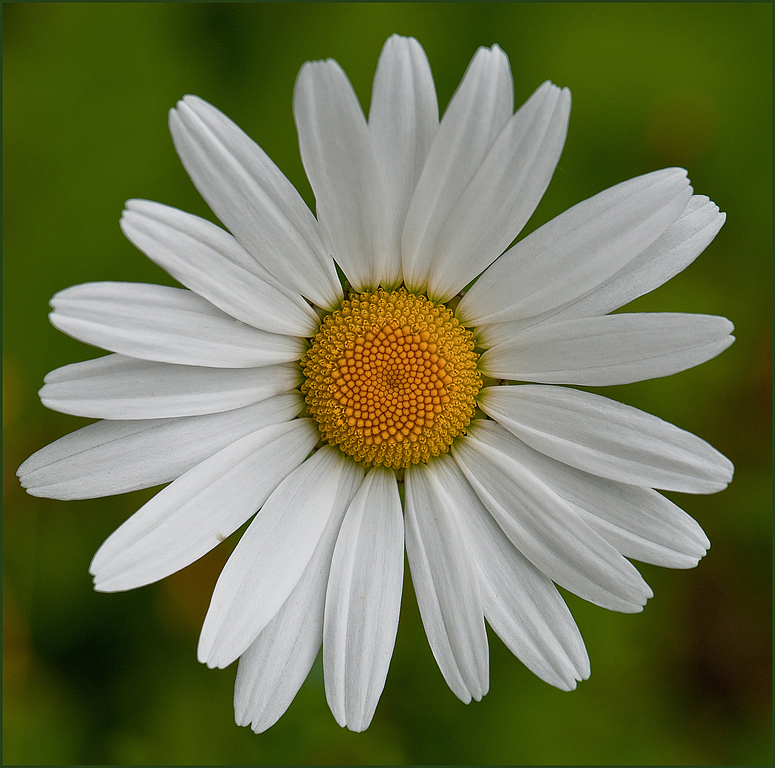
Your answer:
[18,35,734,733]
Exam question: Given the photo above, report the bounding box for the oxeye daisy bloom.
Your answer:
[18,34,734,733]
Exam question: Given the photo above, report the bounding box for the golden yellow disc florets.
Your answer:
[301,288,481,468]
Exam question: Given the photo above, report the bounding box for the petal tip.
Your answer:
[92,576,115,594]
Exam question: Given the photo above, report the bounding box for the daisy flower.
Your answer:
[18,35,734,733]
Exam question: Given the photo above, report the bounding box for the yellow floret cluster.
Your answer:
[301,288,481,468]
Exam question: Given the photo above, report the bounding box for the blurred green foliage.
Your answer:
[4,3,771,765]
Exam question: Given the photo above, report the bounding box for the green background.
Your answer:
[4,3,771,764]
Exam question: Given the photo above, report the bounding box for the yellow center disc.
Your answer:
[301,288,481,468]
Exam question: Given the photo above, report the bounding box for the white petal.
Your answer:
[458,168,692,325]
[473,196,726,348]
[369,34,439,288]
[17,393,303,500]
[402,44,513,294]
[452,432,652,612]
[428,454,589,690]
[467,419,711,569]
[89,418,318,592]
[199,447,358,668]
[479,385,733,493]
[479,313,735,385]
[234,456,364,733]
[40,354,301,419]
[294,59,393,291]
[169,95,342,310]
[537,195,725,329]
[404,462,489,703]
[120,200,319,337]
[50,283,305,368]
[572,495,709,569]
[324,467,404,732]
[426,81,571,301]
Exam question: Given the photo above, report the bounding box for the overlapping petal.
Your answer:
[405,462,489,703]
[120,200,319,337]
[401,44,514,294]
[429,454,590,689]
[169,95,342,309]
[479,312,734,385]
[469,420,711,569]
[17,393,303,500]
[90,418,319,592]
[50,283,305,367]
[458,168,692,326]
[294,58,393,291]
[422,80,571,301]
[478,384,733,493]
[199,447,359,668]
[324,467,404,732]
[234,457,364,733]
[484,196,727,348]
[40,354,301,419]
[452,431,653,612]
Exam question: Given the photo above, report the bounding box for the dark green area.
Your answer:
[4,3,771,764]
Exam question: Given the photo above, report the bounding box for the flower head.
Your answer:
[18,35,734,733]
